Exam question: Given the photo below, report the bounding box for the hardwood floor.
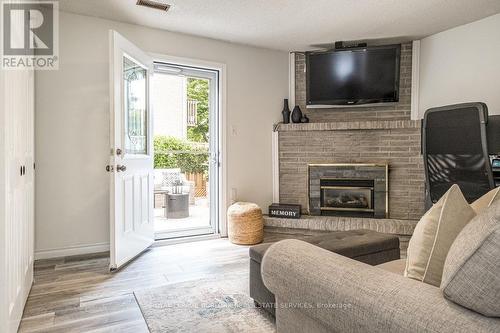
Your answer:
[19,228,327,333]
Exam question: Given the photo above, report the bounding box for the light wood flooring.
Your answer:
[19,228,328,333]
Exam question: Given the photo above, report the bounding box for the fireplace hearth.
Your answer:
[309,164,388,218]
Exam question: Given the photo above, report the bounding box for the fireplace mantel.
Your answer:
[275,119,420,132]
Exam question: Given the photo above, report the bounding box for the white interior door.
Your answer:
[0,66,35,333]
[109,31,154,270]
[0,9,35,332]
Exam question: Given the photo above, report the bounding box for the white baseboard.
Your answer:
[34,242,110,260]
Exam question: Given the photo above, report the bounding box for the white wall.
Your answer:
[35,12,288,256]
[418,13,500,117]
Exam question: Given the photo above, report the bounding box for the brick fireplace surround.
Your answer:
[264,43,425,257]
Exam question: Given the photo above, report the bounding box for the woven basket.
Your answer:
[227,202,264,245]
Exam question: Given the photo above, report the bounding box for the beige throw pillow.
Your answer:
[470,187,500,214]
[441,199,500,317]
[404,185,476,286]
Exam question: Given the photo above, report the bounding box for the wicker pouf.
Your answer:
[227,202,264,245]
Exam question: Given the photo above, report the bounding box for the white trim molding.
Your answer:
[289,52,296,107]
[271,52,296,202]
[411,40,421,120]
[272,130,280,203]
[153,234,221,247]
[35,242,110,260]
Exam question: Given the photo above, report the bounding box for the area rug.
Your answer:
[134,276,275,333]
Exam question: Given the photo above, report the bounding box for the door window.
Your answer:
[123,56,148,155]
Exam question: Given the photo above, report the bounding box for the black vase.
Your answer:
[281,99,291,124]
[291,105,303,123]
[300,115,310,123]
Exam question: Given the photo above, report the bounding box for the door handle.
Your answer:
[210,152,219,166]
[116,165,127,172]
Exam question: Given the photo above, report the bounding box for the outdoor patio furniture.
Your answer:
[154,168,189,192]
[154,189,168,209]
[166,193,190,219]
[154,168,194,205]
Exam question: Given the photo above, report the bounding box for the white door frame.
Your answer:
[150,53,228,237]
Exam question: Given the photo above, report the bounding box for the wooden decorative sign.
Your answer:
[268,203,301,219]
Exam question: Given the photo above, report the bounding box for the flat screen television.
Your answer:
[306,44,401,106]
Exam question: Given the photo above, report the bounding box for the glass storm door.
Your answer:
[109,31,154,270]
[152,62,220,240]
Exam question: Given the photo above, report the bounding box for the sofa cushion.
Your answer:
[405,184,476,287]
[470,187,500,214]
[377,259,406,275]
[441,199,500,317]
[304,229,399,258]
[249,229,399,263]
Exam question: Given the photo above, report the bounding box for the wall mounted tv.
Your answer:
[306,44,401,106]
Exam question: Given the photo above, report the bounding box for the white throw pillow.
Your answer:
[470,187,500,214]
[404,184,476,287]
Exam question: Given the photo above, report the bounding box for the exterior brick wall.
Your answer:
[294,42,413,122]
[278,121,425,220]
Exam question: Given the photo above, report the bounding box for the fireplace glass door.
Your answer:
[320,178,375,213]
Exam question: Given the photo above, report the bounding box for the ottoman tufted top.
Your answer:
[249,229,399,263]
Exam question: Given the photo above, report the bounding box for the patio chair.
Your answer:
[154,168,194,206]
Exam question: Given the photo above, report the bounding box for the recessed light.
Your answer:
[136,0,171,12]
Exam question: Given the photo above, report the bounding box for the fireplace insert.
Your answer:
[308,163,388,218]
[320,179,374,214]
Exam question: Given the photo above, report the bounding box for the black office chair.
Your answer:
[422,102,495,208]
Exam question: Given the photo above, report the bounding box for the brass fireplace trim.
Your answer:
[307,163,389,216]
[320,186,374,190]
[320,207,375,213]
[320,185,374,212]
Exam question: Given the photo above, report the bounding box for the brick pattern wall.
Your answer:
[294,42,413,122]
[278,123,425,220]
[279,42,425,221]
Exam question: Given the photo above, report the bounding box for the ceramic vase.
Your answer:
[281,99,291,124]
[291,105,303,123]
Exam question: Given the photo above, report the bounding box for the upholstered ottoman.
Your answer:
[227,202,264,245]
[249,229,400,315]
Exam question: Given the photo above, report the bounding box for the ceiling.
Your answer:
[59,0,500,51]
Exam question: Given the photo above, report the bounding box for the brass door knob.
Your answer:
[116,165,127,172]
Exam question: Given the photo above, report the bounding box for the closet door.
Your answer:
[0,2,35,330]
[0,67,35,333]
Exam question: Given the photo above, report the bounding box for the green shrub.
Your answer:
[154,135,208,174]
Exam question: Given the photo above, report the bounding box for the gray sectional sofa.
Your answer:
[262,221,500,333]
[250,229,401,315]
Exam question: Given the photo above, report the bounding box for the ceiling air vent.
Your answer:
[136,0,171,12]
